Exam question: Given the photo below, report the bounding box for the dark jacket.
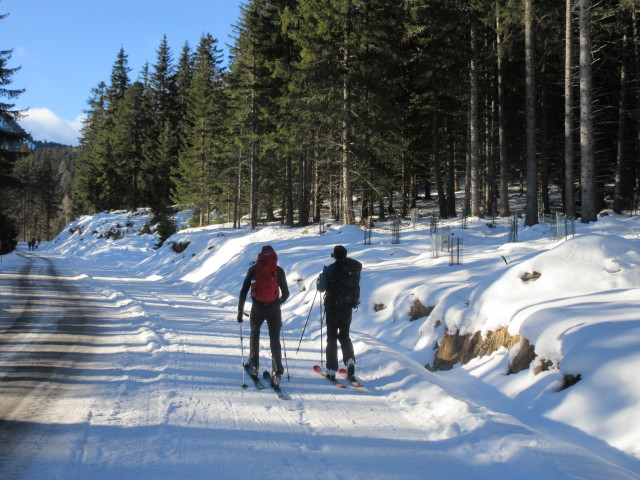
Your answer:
[317,261,342,308]
[318,257,362,309]
[317,263,334,294]
[239,264,289,313]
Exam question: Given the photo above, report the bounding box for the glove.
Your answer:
[237,311,244,323]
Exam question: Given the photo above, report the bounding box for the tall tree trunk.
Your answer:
[446,126,457,217]
[484,90,495,215]
[341,10,354,225]
[497,2,510,217]
[432,90,447,218]
[303,152,311,226]
[300,152,310,226]
[614,15,630,215]
[329,175,338,220]
[285,155,294,226]
[250,140,258,229]
[341,82,353,224]
[634,10,640,203]
[469,18,481,217]
[579,0,597,223]
[564,0,576,218]
[378,197,386,221]
[234,144,242,229]
[249,38,258,230]
[540,81,550,215]
[410,172,417,209]
[464,112,472,216]
[401,155,408,217]
[313,134,321,223]
[524,0,538,226]
[361,185,370,225]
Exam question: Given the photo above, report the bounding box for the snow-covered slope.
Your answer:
[2,209,639,479]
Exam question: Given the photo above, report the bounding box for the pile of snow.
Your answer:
[45,209,640,463]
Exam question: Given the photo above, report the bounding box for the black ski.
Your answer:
[338,368,366,391]
[313,365,347,389]
[244,364,266,390]
[262,370,289,400]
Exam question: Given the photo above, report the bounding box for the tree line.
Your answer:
[0,119,77,248]
[11,143,77,242]
[3,1,640,255]
[1,7,76,252]
[0,6,29,253]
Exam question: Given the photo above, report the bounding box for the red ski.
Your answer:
[313,365,347,389]
[338,368,365,391]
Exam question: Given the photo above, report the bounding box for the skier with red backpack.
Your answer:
[238,245,289,387]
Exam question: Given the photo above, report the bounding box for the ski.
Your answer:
[244,364,266,390]
[338,368,365,391]
[262,370,289,400]
[313,365,347,389]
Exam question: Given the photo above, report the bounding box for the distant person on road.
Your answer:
[238,245,289,387]
[317,245,362,381]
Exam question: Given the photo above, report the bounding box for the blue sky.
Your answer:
[2,0,242,145]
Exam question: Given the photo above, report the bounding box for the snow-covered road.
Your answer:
[1,248,639,479]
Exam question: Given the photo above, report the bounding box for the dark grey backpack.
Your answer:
[331,258,362,309]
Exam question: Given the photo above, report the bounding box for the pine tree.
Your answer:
[579,0,596,223]
[0,11,28,253]
[172,34,227,226]
[12,150,60,241]
[174,42,194,148]
[288,0,361,224]
[68,0,640,230]
[405,0,467,219]
[524,0,538,226]
[227,1,298,227]
[78,48,134,212]
[142,36,179,215]
[108,47,131,105]
[73,82,109,214]
[111,81,148,211]
[564,0,576,218]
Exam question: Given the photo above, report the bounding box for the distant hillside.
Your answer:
[0,112,31,149]
[3,133,80,242]
[32,139,75,149]
[31,142,78,199]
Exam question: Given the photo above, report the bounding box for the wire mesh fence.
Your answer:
[549,213,575,241]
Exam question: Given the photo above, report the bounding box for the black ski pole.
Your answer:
[296,289,318,353]
[240,320,248,389]
[320,295,324,368]
[281,328,290,381]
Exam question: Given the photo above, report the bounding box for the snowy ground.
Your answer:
[1,208,640,479]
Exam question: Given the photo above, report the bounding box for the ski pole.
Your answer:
[281,328,290,381]
[240,320,248,389]
[296,289,318,353]
[319,295,324,368]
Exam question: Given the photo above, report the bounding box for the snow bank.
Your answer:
[43,209,640,463]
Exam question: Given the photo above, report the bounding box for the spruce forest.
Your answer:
[3,1,640,253]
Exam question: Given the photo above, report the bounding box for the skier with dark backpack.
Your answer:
[317,245,362,381]
[238,245,289,386]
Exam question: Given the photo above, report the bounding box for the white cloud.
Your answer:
[17,108,84,146]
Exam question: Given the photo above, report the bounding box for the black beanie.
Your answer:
[333,245,347,260]
[262,245,274,252]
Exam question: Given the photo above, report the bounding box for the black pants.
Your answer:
[249,300,283,374]
[325,306,355,372]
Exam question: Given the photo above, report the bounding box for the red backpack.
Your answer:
[250,249,279,302]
